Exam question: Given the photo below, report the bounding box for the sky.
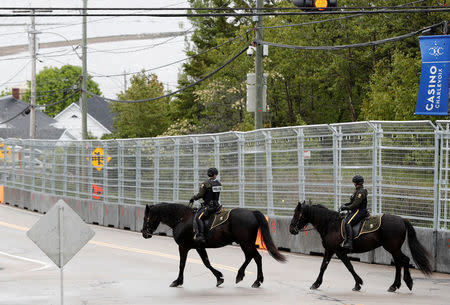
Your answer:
[0,0,191,98]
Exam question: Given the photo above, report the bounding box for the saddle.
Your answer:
[192,208,232,235]
[340,214,383,240]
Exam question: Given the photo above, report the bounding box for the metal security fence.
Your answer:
[2,120,450,230]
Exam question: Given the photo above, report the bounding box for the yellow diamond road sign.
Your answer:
[87,147,111,171]
[0,142,12,160]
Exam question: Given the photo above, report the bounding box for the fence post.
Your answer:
[368,121,378,215]
[51,143,56,194]
[173,138,179,203]
[103,141,109,203]
[329,125,339,211]
[193,137,199,195]
[134,140,141,205]
[117,141,123,204]
[434,123,441,230]
[295,128,306,203]
[237,133,245,208]
[263,130,274,216]
[153,139,160,205]
[214,136,220,175]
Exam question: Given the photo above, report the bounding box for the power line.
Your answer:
[260,0,428,29]
[0,5,444,11]
[256,22,444,51]
[2,7,450,17]
[91,29,252,78]
[0,60,30,88]
[84,44,249,104]
[0,106,30,125]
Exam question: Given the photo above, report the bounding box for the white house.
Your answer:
[54,96,115,140]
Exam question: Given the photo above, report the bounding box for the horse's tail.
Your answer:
[404,219,433,276]
[253,211,286,262]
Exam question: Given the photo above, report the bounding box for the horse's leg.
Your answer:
[170,246,189,287]
[236,244,253,284]
[252,249,264,288]
[196,247,224,287]
[401,253,413,290]
[310,249,334,290]
[388,252,403,292]
[335,251,363,291]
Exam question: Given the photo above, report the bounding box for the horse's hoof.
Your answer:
[310,283,320,290]
[388,285,397,292]
[236,274,244,284]
[251,281,261,288]
[216,277,224,287]
[352,284,361,292]
[406,280,413,291]
[170,280,182,287]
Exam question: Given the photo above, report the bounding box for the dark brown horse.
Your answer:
[289,201,432,292]
[142,203,286,288]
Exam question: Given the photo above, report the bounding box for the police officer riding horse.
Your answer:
[189,167,222,244]
[339,175,369,250]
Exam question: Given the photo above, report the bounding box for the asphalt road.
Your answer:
[0,204,449,305]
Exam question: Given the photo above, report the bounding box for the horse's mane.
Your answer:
[303,204,341,229]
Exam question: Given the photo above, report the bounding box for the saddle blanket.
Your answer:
[209,209,232,230]
[340,214,383,240]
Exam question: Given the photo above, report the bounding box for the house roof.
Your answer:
[76,95,115,131]
[0,95,66,140]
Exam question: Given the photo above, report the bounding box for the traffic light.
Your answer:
[293,0,337,10]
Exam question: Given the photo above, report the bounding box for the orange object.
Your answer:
[255,216,269,250]
[0,185,3,204]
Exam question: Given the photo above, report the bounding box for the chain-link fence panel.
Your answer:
[1,120,447,229]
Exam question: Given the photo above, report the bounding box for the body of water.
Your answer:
[0,0,191,98]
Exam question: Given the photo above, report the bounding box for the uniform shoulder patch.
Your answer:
[357,193,362,198]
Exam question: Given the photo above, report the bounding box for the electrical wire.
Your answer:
[256,22,444,51]
[0,106,30,125]
[260,0,427,29]
[0,60,30,88]
[83,44,249,104]
[2,7,450,17]
[91,29,252,78]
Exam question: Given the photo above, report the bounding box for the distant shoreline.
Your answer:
[0,31,191,56]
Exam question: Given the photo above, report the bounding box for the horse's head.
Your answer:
[142,204,160,239]
[289,200,308,235]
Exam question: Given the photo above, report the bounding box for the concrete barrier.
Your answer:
[136,205,145,233]
[435,230,450,273]
[372,227,435,271]
[118,204,136,231]
[3,187,450,274]
[89,200,104,225]
[103,202,119,228]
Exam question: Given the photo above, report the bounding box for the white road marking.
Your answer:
[0,250,53,271]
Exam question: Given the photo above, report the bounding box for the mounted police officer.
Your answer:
[189,167,222,244]
[340,175,369,250]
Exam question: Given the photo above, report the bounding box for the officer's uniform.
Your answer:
[190,179,222,243]
[342,184,369,250]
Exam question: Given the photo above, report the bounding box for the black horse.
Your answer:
[289,201,432,292]
[142,203,286,288]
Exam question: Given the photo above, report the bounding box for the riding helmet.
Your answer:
[207,167,219,177]
[352,175,364,185]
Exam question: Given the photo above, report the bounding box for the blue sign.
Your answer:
[416,35,450,115]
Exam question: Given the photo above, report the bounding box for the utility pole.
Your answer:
[29,9,37,139]
[254,0,264,130]
[81,0,88,139]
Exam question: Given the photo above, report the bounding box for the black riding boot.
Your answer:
[195,218,206,244]
[342,223,353,250]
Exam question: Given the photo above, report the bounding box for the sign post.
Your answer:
[27,199,95,305]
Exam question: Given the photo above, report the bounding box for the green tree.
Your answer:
[23,65,101,117]
[109,72,171,138]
